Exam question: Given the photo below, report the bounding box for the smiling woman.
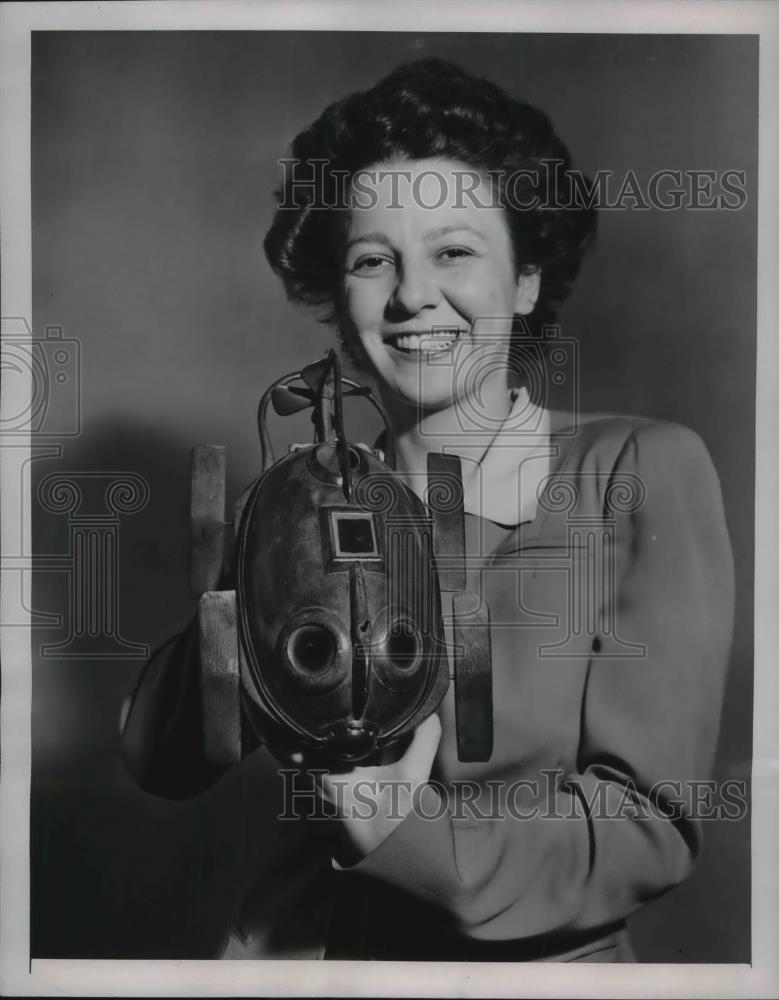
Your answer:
[339,160,539,421]
[121,57,736,963]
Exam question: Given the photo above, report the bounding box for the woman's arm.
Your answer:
[328,421,736,940]
[120,618,232,798]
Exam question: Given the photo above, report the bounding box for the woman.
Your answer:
[122,59,735,962]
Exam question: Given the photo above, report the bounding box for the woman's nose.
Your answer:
[389,264,441,316]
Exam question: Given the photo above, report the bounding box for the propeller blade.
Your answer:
[300,356,334,392]
[271,384,314,416]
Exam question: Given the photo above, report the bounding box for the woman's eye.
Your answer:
[351,255,394,274]
[438,247,474,262]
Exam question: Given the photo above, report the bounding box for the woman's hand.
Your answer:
[300,714,442,862]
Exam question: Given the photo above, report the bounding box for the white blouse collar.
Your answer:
[447,386,552,526]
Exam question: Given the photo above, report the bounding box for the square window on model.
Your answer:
[331,511,379,559]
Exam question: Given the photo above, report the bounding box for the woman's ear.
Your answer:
[514,267,541,316]
[335,320,369,375]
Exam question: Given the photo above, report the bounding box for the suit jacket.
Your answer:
[121,412,735,961]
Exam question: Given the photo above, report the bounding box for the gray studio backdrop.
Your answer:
[30,31,755,960]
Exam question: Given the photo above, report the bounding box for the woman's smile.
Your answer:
[382,327,466,357]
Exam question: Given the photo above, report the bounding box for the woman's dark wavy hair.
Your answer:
[264,58,597,362]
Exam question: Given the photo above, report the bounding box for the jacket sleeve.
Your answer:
[340,421,736,939]
[120,617,231,798]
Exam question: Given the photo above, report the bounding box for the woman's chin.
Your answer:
[383,385,458,419]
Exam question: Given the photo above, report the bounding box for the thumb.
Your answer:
[402,713,442,781]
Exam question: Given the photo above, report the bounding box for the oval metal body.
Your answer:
[236,442,448,762]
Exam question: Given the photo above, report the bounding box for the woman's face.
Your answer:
[338,157,539,417]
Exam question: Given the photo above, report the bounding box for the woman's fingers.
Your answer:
[401,713,442,781]
[281,714,442,805]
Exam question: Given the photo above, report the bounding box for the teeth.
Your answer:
[388,330,462,353]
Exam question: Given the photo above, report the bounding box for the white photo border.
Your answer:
[1,1,778,996]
